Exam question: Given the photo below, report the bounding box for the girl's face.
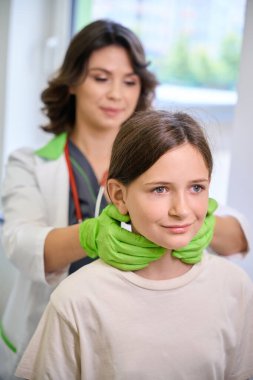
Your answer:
[70,45,141,131]
[115,143,210,251]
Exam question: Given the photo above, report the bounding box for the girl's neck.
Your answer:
[134,251,193,280]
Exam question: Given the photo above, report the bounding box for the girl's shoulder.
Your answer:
[205,253,253,295]
[50,260,114,310]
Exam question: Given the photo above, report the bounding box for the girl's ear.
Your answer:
[107,179,128,215]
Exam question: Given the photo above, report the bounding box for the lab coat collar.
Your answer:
[35,132,67,160]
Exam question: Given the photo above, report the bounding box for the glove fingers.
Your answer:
[173,235,211,254]
[110,227,160,249]
[104,204,131,223]
[190,217,215,241]
[207,198,218,215]
[103,252,164,270]
[180,231,213,252]
[79,219,99,258]
[100,246,165,264]
[172,249,203,263]
[98,212,157,250]
[100,235,165,258]
[180,254,203,264]
[107,254,158,265]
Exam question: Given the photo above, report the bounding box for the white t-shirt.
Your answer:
[16,254,253,380]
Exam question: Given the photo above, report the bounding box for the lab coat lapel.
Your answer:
[35,154,69,227]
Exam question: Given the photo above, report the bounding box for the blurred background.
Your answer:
[0,0,252,311]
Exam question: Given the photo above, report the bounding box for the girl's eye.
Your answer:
[191,184,204,193]
[154,186,167,194]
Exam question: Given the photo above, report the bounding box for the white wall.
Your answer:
[227,0,253,280]
[1,0,72,177]
[0,0,72,316]
[0,0,11,191]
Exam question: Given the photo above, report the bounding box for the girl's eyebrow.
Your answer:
[190,178,210,183]
[144,178,209,186]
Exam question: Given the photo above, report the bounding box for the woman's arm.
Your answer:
[210,215,248,256]
[44,226,85,273]
[1,149,87,282]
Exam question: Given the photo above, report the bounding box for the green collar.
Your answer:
[35,133,67,160]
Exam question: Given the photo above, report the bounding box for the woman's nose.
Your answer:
[107,80,122,100]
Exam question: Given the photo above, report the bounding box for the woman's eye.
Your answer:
[94,77,107,82]
[124,80,137,86]
[191,184,204,193]
[124,75,139,86]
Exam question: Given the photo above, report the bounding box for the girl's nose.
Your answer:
[168,193,189,219]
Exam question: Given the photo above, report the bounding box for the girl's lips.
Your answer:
[162,224,192,234]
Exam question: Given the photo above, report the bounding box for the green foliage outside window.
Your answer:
[153,33,241,90]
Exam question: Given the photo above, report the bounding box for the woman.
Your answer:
[0,20,249,379]
[16,110,253,379]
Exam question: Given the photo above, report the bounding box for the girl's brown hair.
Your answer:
[41,19,158,135]
[108,110,213,184]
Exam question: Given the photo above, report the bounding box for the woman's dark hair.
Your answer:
[108,110,213,185]
[41,19,158,135]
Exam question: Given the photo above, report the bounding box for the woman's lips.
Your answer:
[101,107,123,117]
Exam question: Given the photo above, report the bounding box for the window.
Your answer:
[71,0,247,203]
[72,0,246,91]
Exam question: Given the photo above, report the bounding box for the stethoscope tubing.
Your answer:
[65,141,107,222]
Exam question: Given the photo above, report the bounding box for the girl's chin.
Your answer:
[162,239,194,251]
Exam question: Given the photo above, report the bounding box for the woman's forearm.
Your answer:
[44,225,86,273]
[210,215,248,256]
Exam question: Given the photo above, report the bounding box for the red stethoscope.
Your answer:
[64,142,108,223]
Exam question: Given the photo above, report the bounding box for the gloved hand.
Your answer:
[172,198,218,264]
[79,204,165,271]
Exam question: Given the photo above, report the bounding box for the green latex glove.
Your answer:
[172,198,218,264]
[79,204,166,271]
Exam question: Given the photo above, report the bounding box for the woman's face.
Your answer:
[120,143,210,251]
[70,45,141,131]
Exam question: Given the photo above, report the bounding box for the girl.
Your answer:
[16,110,253,379]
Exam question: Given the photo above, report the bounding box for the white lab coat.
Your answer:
[0,147,70,379]
[0,145,251,380]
